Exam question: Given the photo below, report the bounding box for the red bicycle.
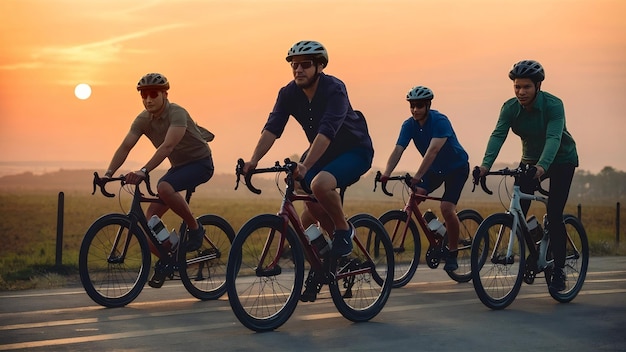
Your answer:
[226,159,394,332]
[374,171,483,287]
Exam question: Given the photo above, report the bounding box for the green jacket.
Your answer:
[481,91,578,171]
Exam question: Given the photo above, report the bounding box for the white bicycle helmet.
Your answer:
[285,40,329,67]
[406,86,434,101]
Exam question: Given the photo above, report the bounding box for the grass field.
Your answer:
[0,184,624,290]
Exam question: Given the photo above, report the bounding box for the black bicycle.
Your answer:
[79,172,235,308]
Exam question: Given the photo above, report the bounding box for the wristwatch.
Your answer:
[140,167,148,174]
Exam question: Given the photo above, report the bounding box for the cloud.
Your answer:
[0,23,190,71]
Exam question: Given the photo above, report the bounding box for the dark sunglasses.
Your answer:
[290,60,314,70]
[410,101,427,109]
[140,90,160,99]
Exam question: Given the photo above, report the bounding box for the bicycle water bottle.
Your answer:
[304,224,331,256]
[527,215,543,243]
[148,215,177,252]
[424,210,446,237]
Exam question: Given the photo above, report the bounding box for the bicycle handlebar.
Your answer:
[235,158,298,195]
[92,172,157,198]
[471,166,549,196]
[373,171,412,197]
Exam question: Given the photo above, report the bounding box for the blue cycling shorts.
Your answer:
[303,147,373,190]
[416,163,469,204]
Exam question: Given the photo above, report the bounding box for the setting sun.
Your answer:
[74,83,91,100]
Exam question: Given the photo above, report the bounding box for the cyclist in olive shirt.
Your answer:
[478,60,578,293]
[104,73,214,264]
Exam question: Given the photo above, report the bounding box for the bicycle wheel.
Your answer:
[545,214,589,303]
[180,214,235,300]
[330,213,394,322]
[445,209,483,283]
[471,213,525,310]
[79,214,151,308]
[379,210,420,288]
[226,214,305,332]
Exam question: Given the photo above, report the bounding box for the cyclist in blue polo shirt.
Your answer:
[380,86,469,272]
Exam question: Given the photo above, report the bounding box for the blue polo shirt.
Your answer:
[263,73,374,166]
[396,109,468,173]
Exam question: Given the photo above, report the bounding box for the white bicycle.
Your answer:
[470,166,589,310]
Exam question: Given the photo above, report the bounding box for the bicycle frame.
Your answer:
[374,172,446,249]
[93,172,192,262]
[236,160,378,278]
[499,184,550,270]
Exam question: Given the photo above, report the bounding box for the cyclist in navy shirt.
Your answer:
[380,86,469,272]
[242,41,374,262]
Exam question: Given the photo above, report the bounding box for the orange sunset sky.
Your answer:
[1,0,625,178]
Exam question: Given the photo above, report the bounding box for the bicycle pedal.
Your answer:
[300,289,318,302]
[148,273,166,288]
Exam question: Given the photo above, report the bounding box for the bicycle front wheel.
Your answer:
[79,214,151,308]
[545,214,589,303]
[226,214,305,332]
[180,214,235,300]
[330,213,394,322]
[471,213,525,310]
[446,209,483,283]
[379,210,420,288]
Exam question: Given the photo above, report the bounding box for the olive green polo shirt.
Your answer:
[481,91,578,171]
[131,101,212,168]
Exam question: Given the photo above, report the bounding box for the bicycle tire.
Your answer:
[379,210,420,288]
[330,213,394,322]
[445,209,483,283]
[79,214,151,308]
[226,214,305,332]
[545,214,589,303]
[471,213,525,310]
[179,214,235,300]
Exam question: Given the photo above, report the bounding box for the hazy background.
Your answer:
[1,0,624,178]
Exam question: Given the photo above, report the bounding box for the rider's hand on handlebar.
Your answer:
[379,174,389,184]
[478,166,488,177]
[124,170,146,185]
[242,160,258,175]
[293,163,307,181]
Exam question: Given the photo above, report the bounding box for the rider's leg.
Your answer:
[547,164,572,293]
[310,172,348,231]
[441,201,459,251]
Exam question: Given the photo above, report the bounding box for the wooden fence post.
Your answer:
[56,192,64,267]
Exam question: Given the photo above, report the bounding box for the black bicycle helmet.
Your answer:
[508,60,545,83]
[406,86,434,101]
[137,73,170,91]
[285,40,329,68]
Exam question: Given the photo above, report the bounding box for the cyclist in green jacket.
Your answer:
[478,60,579,293]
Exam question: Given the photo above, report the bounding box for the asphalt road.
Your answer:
[1,256,625,352]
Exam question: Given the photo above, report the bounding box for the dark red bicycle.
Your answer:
[374,171,483,287]
[226,159,394,332]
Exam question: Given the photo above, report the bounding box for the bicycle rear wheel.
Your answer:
[180,214,235,300]
[79,214,151,308]
[226,214,305,332]
[330,214,394,322]
[471,213,525,310]
[446,209,483,283]
[545,214,589,303]
[379,210,420,288]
